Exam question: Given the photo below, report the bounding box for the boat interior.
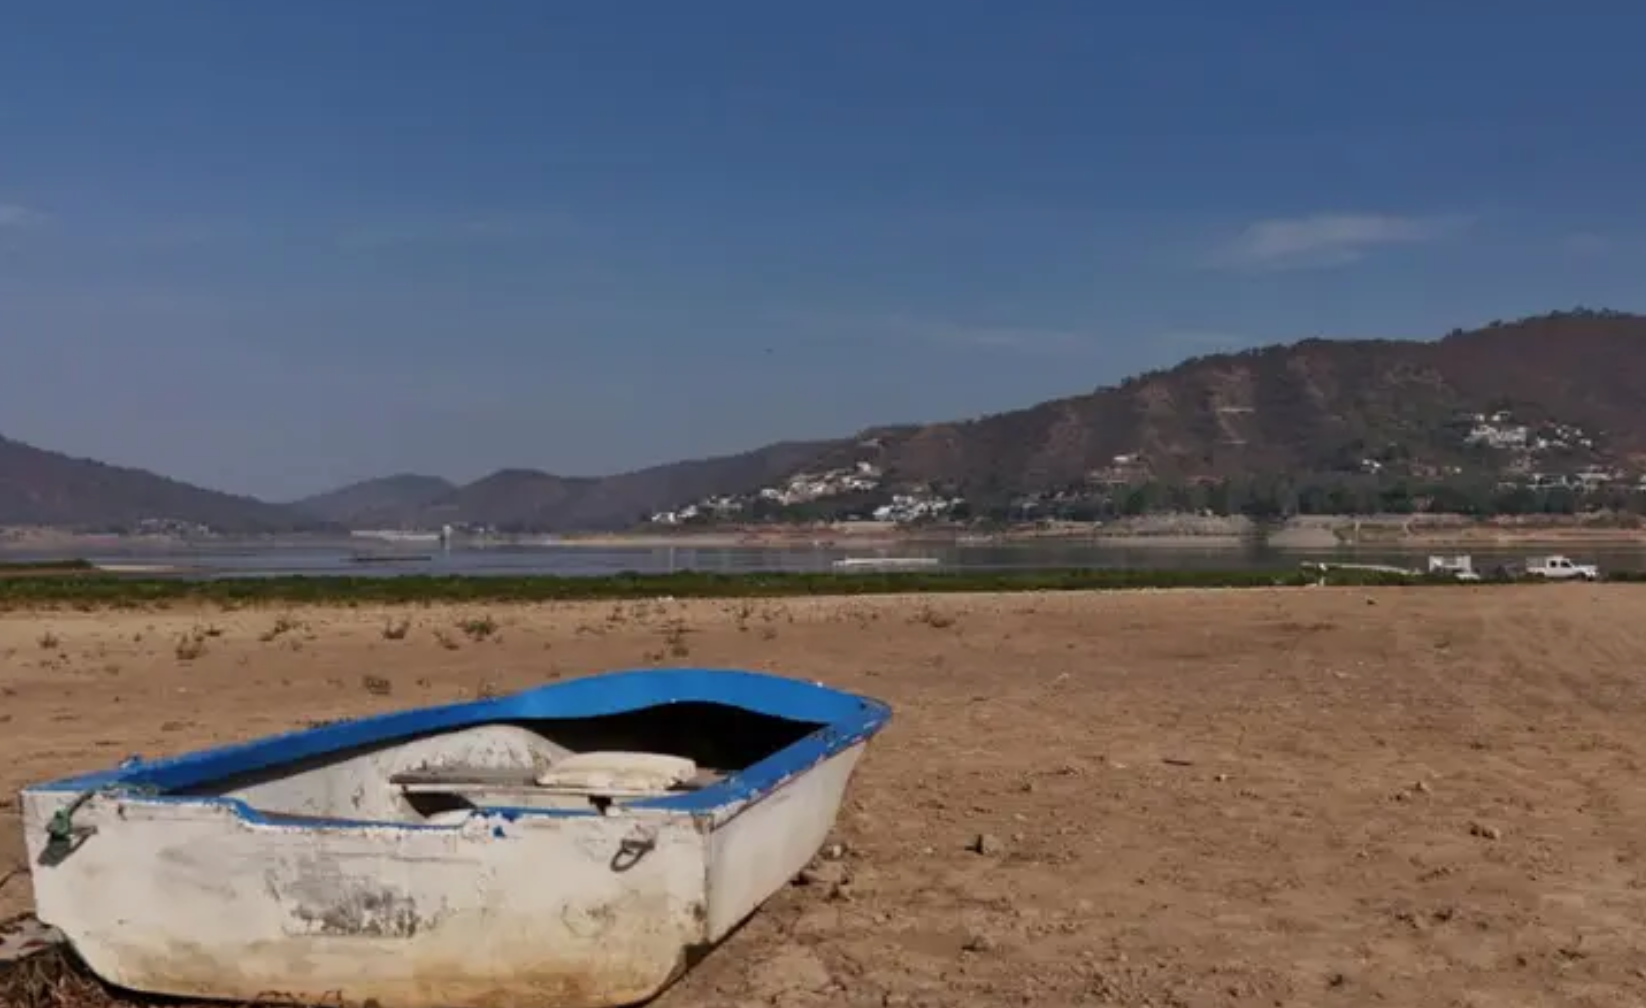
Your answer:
[172,701,825,825]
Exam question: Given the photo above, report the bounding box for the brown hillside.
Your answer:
[400,440,849,531]
[288,474,457,526]
[867,310,1645,492]
[1432,313,1646,464]
[0,436,325,533]
[6,310,1644,532]
[382,310,1646,529]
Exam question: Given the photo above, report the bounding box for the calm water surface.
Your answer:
[13,539,1646,578]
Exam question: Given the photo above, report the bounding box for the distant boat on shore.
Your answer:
[350,530,443,544]
[90,562,190,575]
[831,556,941,572]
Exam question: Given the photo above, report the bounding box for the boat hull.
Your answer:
[19,667,890,1008]
[23,742,868,1008]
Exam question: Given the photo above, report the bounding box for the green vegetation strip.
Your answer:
[0,565,1616,608]
[0,558,95,573]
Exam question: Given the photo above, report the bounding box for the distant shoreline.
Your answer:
[3,514,1644,556]
[548,515,1646,551]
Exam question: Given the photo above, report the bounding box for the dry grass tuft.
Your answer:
[0,945,134,1008]
[257,615,305,643]
[0,940,348,1007]
[456,616,498,642]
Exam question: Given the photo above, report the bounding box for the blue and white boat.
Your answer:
[19,668,892,1008]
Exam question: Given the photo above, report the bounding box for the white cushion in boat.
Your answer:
[424,809,474,826]
[534,751,698,792]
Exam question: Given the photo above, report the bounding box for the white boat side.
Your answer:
[19,668,890,1008]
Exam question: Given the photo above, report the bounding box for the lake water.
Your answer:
[13,539,1646,578]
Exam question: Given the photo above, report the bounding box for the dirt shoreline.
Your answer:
[5,585,1646,1005]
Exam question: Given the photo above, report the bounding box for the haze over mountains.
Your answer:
[3,311,1644,534]
[291,475,458,527]
[0,434,322,533]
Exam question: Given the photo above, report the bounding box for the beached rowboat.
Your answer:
[19,667,891,1008]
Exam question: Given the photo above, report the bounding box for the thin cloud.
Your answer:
[0,204,45,229]
[101,223,227,251]
[871,314,1102,357]
[337,216,541,250]
[1561,232,1612,257]
[760,308,1105,357]
[1210,212,1469,270]
[1156,329,1249,352]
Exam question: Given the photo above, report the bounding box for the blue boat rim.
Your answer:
[23,667,893,828]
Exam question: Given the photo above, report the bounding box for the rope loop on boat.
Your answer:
[40,783,158,867]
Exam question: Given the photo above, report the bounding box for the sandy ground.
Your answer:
[4,586,1646,1006]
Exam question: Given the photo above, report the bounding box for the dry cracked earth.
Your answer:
[3,584,1646,1007]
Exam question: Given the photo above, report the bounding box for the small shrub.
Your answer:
[175,633,208,662]
[912,605,956,629]
[458,615,498,642]
[259,614,304,642]
[660,620,692,659]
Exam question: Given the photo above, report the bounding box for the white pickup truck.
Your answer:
[1524,555,1601,581]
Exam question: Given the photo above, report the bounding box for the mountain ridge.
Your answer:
[0,435,334,533]
[288,474,458,527]
[5,309,1646,533]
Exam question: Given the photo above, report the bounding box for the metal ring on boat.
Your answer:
[610,835,657,873]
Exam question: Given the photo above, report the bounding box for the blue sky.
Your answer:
[4,2,1645,499]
